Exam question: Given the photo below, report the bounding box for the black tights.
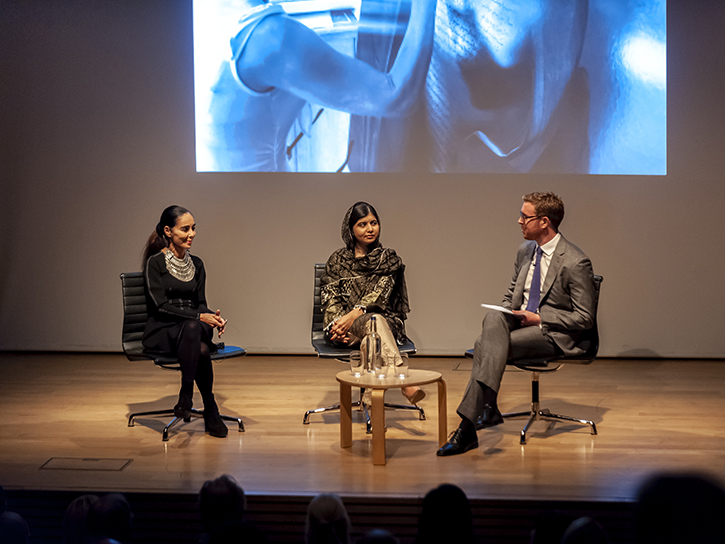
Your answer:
[177,320,214,403]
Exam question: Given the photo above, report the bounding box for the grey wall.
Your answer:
[2,0,724,357]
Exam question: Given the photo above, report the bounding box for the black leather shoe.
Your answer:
[475,404,504,430]
[436,427,478,456]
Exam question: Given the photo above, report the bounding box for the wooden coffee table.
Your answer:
[336,369,447,465]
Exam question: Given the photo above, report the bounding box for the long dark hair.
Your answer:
[346,201,381,252]
[141,205,191,266]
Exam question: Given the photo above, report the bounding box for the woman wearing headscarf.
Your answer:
[321,201,424,404]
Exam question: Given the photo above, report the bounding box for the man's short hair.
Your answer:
[523,192,565,231]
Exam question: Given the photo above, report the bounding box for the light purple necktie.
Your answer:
[526,247,543,312]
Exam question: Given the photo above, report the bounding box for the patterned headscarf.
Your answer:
[341,202,382,252]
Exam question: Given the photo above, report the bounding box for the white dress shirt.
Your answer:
[520,233,561,311]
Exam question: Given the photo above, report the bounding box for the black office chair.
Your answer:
[464,275,603,444]
[121,272,245,441]
[303,263,423,432]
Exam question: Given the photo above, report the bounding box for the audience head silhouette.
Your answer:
[415,484,474,544]
[63,494,99,544]
[199,474,247,534]
[636,472,725,544]
[0,511,30,544]
[304,493,351,544]
[560,517,609,544]
[0,486,30,544]
[86,493,132,544]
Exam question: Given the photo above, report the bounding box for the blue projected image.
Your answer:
[193,0,666,174]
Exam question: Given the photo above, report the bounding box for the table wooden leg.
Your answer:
[437,378,448,447]
[371,388,386,465]
[340,382,352,448]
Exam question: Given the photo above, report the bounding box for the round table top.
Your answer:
[336,368,443,389]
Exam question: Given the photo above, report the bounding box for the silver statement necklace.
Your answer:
[165,249,195,282]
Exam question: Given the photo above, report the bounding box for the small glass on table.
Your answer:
[373,356,388,379]
[395,353,409,379]
[349,350,364,377]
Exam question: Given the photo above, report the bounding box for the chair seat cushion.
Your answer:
[124,345,246,367]
[312,337,416,360]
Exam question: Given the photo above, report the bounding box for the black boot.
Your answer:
[202,395,228,438]
[174,381,194,421]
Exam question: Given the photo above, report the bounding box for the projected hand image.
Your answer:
[194,0,436,172]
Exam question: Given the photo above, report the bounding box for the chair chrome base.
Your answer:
[128,407,244,441]
[503,370,597,444]
[303,389,425,434]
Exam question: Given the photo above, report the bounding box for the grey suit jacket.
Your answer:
[502,235,596,356]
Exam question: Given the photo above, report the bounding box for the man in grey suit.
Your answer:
[437,192,596,456]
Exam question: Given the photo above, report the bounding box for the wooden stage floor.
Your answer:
[2,353,725,503]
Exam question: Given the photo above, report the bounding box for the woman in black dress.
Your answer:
[141,205,229,438]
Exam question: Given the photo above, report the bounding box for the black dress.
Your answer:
[142,251,213,355]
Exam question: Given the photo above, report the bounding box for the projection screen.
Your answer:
[193,0,666,175]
